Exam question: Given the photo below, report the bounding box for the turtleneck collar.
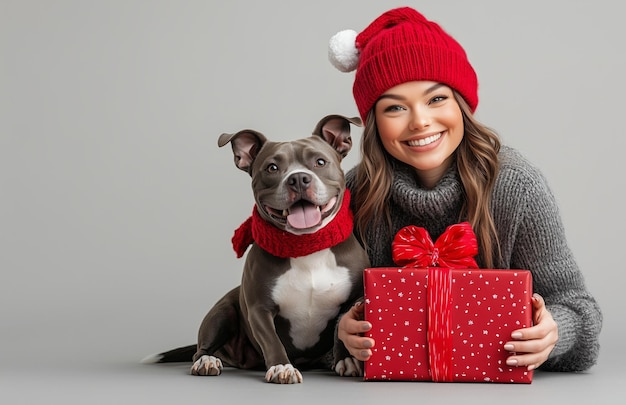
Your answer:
[390,161,464,221]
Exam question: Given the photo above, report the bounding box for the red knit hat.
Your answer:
[329,7,478,122]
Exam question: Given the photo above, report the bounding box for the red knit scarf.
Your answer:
[231,190,354,259]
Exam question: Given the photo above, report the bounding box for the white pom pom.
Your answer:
[328,29,359,72]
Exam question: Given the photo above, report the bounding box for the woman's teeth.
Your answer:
[407,132,441,147]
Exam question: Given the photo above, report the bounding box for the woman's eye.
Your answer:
[316,158,326,167]
[266,163,279,173]
[430,95,448,104]
[384,105,404,112]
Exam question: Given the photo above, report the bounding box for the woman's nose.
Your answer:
[409,108,431,131]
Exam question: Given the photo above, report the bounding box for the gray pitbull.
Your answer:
[143,114,370,383]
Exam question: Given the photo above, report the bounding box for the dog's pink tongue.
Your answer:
[287,202,321,229]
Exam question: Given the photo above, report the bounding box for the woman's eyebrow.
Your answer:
[377,83,447,102]
[377,93,405,101]
[425,83,447,94]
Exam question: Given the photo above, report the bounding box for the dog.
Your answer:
[142,114,370,383]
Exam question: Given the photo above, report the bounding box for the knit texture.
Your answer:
[352,7,478,122]
[346,146,602,372]
[231,190,354,259]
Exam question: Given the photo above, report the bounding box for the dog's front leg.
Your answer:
[247,308,303,384]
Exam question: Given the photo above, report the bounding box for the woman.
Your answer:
[328,7,601,372]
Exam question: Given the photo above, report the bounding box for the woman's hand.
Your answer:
[337,302,375,361]
[504,293,558,371]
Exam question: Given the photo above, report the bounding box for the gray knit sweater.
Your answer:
[345,145,602,372]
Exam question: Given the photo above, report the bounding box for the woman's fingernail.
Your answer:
[511,331,523,339]
[504,343,515,351]
[506,359,518,367]
[363,339,373,348]
[361,322,372,331]
[527,364,536,371]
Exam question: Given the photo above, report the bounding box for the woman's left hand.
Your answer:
[503,293,558,371]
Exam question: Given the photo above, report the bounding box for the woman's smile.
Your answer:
[405,131,444,149]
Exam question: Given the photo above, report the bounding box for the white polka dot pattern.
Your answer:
[363,267,534,383]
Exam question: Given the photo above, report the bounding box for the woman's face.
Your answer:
[374,81,464,188]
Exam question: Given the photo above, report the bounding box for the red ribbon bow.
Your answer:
[392,222,479,269]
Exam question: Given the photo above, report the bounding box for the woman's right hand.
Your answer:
[338,301,376,361]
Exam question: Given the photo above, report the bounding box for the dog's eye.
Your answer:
[266,163,279,173]
[315,158,326,167]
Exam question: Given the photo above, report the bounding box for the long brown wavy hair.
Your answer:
[351,91,502,268]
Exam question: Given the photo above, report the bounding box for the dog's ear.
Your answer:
[218,130,267,174]
[312,114,363,158]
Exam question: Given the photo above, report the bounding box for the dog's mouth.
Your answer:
[264,196,338,230]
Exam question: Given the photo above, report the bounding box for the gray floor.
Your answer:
[2,339,623,405]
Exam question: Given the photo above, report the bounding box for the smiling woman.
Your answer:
[330,6,602,376]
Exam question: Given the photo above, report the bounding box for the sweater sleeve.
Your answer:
[506,164,602,372]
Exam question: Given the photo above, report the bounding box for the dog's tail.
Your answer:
[141,344,196,364]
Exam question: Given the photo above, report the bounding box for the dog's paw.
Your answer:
[190,355,223,376]
[265,364,303,384]
[334,356,362,377]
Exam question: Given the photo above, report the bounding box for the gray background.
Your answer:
[2,0,624,403]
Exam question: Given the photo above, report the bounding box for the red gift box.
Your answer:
[363,223,533,383]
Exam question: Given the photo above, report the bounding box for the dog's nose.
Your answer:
[288,172,311,192]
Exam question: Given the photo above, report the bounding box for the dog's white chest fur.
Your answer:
[271,248,352,350]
